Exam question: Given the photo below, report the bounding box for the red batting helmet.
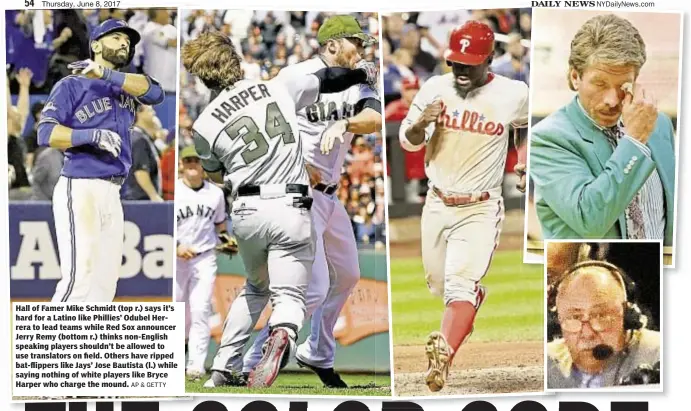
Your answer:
[444,21,495,66]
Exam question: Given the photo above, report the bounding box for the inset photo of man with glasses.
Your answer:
[545,241,661,390]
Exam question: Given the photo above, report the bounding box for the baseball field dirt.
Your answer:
[389,210,544,396]
[393,342,543,396]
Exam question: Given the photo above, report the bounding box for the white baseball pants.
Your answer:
[51,176,124,302]
[177,250,217,374]
[211,188,315,373]
[421,187,504,306]
[243,190,360,371]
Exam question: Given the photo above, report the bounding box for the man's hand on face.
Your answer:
[621,82,658,144]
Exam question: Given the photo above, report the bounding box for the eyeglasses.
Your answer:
[559,310,622,333]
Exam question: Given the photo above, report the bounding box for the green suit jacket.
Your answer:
[530,97,675,245]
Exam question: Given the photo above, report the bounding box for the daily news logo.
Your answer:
[531,1,653,6]
[23,401,651,411]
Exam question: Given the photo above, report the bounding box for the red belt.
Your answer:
[433,187,490,206]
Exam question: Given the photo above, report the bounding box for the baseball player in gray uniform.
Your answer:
[37,19,164,302]
[181,30,377,388]
[242,15,382,388]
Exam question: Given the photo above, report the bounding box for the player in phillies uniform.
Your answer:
[37,19,164,302]
[175,145,228,380]
[241,14,382,388]
[399,21,529,392]
[181,30,377,389]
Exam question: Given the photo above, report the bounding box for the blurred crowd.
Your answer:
[383,9,532,203]
[6,8,178,202]
[178,10,385,247]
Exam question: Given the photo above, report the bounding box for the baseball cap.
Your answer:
[317,15,377,46]
[180,145,200,160]
[89,19,141,64]
[401,76,420,90]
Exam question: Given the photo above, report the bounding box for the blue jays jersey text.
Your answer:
[39,75,139,179]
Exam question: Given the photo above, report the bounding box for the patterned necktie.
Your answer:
[602,126,647,239]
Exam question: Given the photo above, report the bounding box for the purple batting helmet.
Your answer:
[89,19,141,65]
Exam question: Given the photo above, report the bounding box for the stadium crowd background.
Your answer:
[178,10,385,248]
[382,9,531,204]
[6,8,178,202]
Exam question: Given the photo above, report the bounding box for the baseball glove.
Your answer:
[216,232,239,257]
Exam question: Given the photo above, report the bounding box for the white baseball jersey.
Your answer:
[275,57,380,185]
[176,179,227,254]
[400,73,528,193]
[192,76,322,197]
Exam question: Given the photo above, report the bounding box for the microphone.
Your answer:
[592,344,614,360]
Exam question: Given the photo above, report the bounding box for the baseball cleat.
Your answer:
[296,357,348,388]
[203,370,247,388]
[248,327,291,388]
[425,331,451,392]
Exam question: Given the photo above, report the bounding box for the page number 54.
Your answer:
[24,0,34,7]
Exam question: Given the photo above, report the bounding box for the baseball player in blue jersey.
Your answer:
[37,19,165,302]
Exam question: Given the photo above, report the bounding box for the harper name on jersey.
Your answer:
[192,77,313,197]
[209,84,272,123]
[74,94,137,124]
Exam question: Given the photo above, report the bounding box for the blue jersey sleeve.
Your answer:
[37,77,79,127]
[135,75,165,105]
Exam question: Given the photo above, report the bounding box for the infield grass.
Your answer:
[391,250,544,346]
[186,372,391,396]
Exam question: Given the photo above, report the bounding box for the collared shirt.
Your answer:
[576,98,665,240]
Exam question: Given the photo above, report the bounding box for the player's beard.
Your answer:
[334,48,358,69]
[101,45,129,68]
[453,81,474,97]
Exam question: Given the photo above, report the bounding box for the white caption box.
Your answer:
[11,302,185,397]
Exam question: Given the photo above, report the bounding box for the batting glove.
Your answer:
[320,119,348,155]
[92,129,122,157]
[68,59,104,79]
[355,60,378,89]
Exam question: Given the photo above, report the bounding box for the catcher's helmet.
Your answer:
[443,21,495,66]
[89,19,141,65]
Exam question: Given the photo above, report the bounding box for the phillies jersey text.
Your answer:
[400,73,528,193]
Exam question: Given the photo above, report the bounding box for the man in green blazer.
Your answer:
[530,14,676,246]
